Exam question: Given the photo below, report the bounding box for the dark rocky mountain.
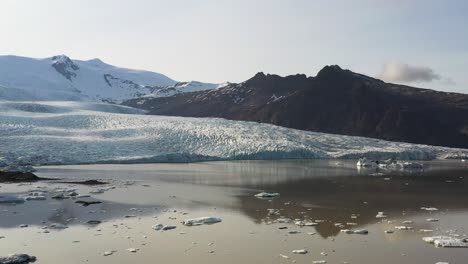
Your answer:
[123,65,468,149]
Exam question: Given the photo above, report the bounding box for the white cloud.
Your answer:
[378,62,441,83]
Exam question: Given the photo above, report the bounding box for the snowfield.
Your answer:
[0,101,467,167]
[0,55,222,102]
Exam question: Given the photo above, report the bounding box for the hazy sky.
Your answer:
[1,0,467,93]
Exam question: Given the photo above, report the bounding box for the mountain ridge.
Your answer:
[124,65,468,149]
[0,54,221,102]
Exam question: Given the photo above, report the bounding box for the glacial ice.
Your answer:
[0,254,36,264]
[182,217,222,226]
[1,101,468,167]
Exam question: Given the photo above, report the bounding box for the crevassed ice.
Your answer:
[0,101,467,167]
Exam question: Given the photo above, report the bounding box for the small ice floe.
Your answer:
[341,229,369,235]
[312,261,327,264]
[0,196,24,204]
[395,226,413,230]
[423,236,468,248]
[421,207,438,211]
[419,229,433,233]
[183,217,222,226]
[0,254,36,264]
[124,215,137,218]
[254,192,280,198]
[86,220,101,225]
[103,251,116,256]
[376,212,387,218]
[49,223,68,229]
[276,218,291,223]
[356,158,376,168]
[152,224,176,231]
[24,195,46,201]
[126,248,139,253]
[292,249,308,254]
[295,220,319,227]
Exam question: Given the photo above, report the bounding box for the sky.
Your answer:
[0,0,467,93]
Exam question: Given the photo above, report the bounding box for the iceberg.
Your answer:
[182,217,222,226]
[0,254,36,264]
[423,236,468,248]
[1,101,467,167]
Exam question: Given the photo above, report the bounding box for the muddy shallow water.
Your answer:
[1,160,467,264]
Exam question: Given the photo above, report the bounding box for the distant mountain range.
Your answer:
[124,65,468,149]
[0,55,221,102]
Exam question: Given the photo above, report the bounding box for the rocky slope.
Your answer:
[124,66,468,149]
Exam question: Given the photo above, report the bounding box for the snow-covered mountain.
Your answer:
[0,101,467,167]
[0,55,221,102]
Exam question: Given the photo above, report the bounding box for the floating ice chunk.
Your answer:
[395,226,413,230]
[292,249,308,254]
[24,195,46,201]
[49,223,68,229]
[276,218,291,223]
[423,236,468,248]
[341,229,368,235]
[295,220,319,227]
[421,207,438,211]
[254,192,280,198]
[419,229,433,233]
[0,254,36,264]
[0,197,24,204]
[376,212,387,218]
[152,224,163,231]
[161,225,176,231]
[356,158,376,168]
[183,217,222,226]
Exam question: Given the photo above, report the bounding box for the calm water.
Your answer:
[1,160,467,263]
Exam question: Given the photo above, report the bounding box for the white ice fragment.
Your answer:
[0,254,36,264]
[254,192,280,198]
[356,158,376,168]
[24,195,46,201]
[395,226,413,230]
[152,224,163,231]
[421,207,438,211]
[292,249,308,254]
[376,212,387,218]
[423,236,468,248]
[182,217,222,226]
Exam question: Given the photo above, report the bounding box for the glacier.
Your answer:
[0,101,467,167]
